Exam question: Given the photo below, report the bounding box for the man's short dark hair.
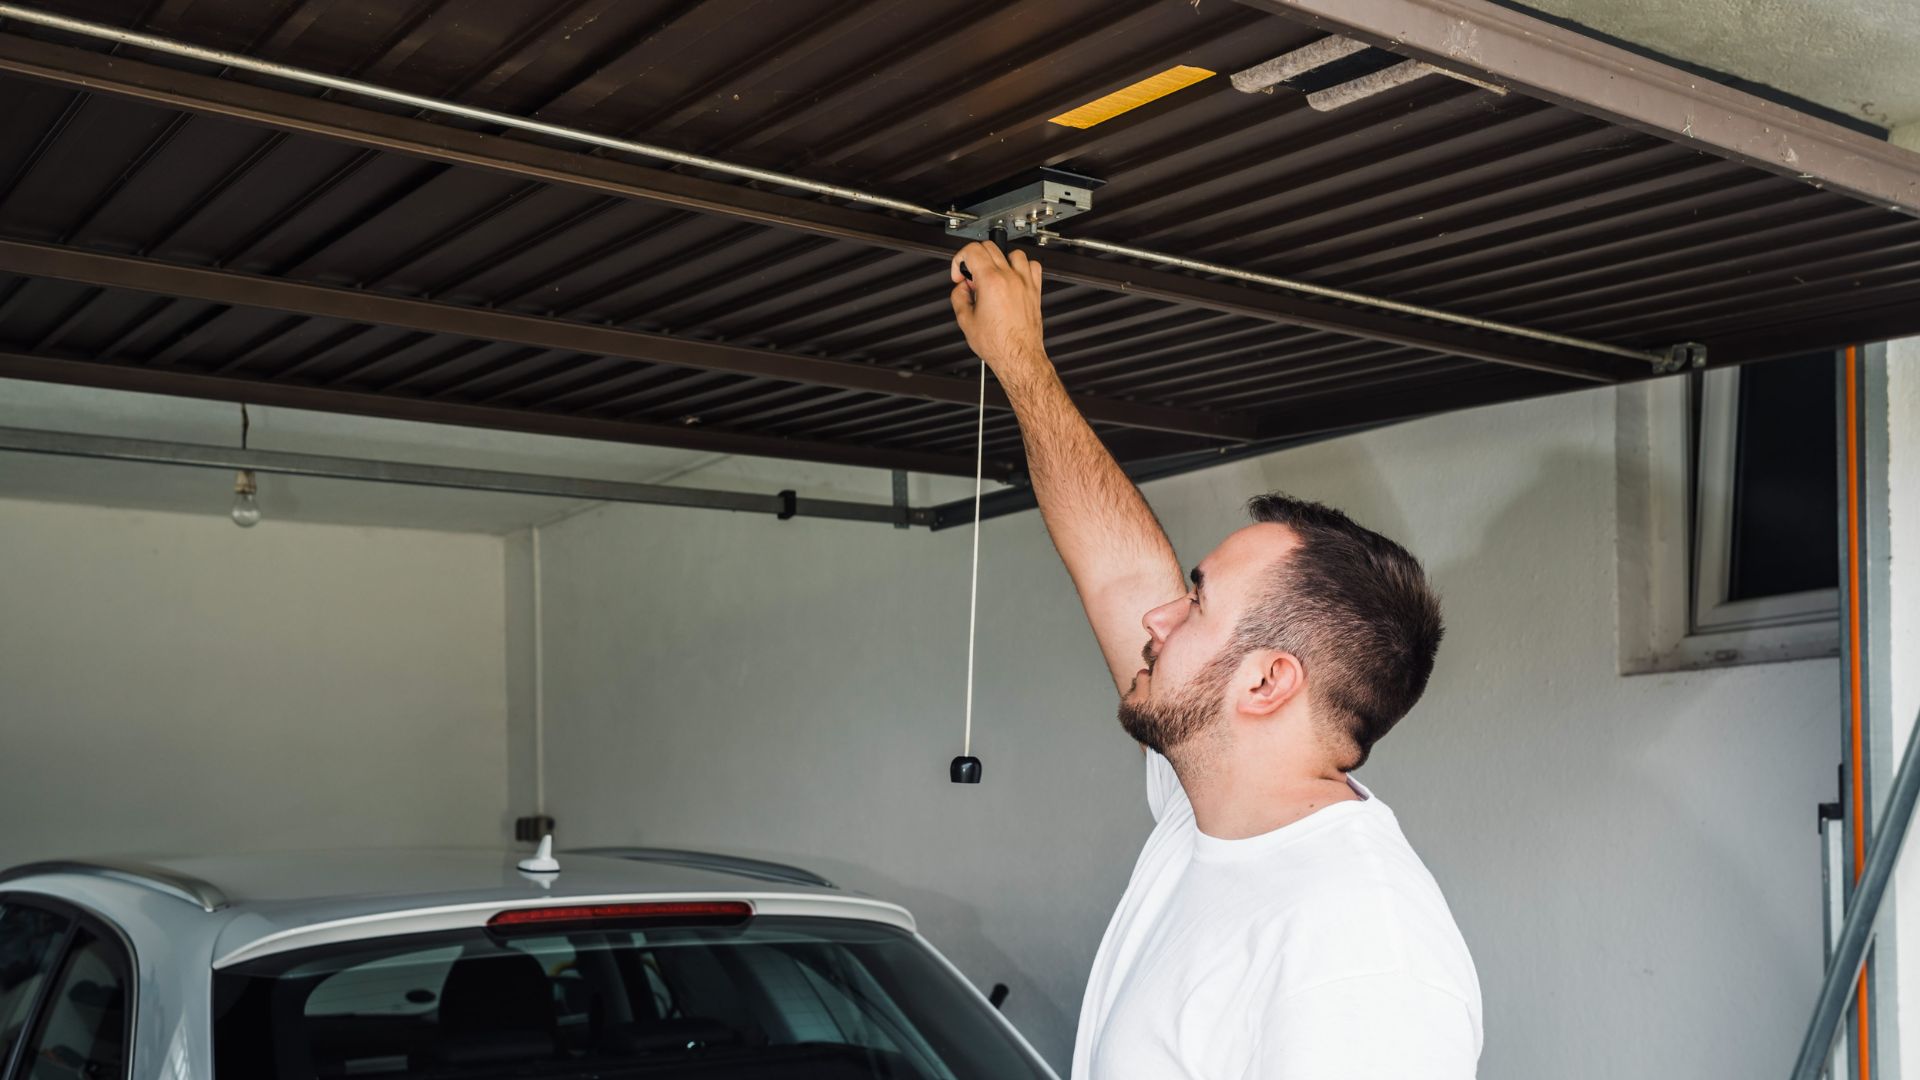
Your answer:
[1236,493,1443,770]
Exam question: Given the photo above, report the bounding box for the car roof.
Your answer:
[0,848,915,966]
[150,848,841,904]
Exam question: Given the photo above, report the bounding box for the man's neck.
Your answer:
[1168,739,1359,841]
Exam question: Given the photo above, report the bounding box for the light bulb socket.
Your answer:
[230,470,263,528]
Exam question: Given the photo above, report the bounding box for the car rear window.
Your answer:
[0,902,72,1066]
[213,915,1052,1079]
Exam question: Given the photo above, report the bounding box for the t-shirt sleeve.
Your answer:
[1144,749,1190,824]
[1256,972,1480,1079]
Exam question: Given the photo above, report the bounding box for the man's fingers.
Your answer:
[1000,246,1045,297]
[952,240,1007,283]
[951,240,1041,293]
[949,280,974,323]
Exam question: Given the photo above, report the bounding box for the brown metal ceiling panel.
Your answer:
[0,0,1915,487]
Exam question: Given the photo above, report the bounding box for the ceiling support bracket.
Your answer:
[891,470,911,530]
[1653,342,1710,374]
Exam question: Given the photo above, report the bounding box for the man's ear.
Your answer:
[1238,650,1305,718]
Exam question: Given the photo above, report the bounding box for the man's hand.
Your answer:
[950,241,1047,384]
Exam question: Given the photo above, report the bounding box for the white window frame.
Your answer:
[1690,365,1841,635]
[1615,370,1839,674]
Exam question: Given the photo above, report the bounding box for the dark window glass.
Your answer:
[21,928,129,1080]
[215,917,1051,1079]
[1727,352,1840,601]
[0,902,71,1067]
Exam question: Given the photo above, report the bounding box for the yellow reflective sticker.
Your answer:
[1048,66,1216,129]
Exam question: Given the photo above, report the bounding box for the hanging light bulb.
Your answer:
[231,469,261,528]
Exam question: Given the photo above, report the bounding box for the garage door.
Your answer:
[0,0,1915,522]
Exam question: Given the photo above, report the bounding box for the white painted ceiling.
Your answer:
[1521,0,1920,136]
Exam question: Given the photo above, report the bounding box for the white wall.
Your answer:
[535,383,1837,1077]
[1884,335,1920,1061]
[0,498,512,869]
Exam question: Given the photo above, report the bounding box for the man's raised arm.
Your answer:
[949,241,1186,697]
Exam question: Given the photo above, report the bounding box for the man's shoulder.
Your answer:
[1256,843,1479,1007]
[1312,794,1441,870]
[1283,812,1457,919]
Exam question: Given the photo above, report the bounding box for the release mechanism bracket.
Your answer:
[946,167,1105,243]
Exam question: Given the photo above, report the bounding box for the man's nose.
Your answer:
[1142,595,1188,641]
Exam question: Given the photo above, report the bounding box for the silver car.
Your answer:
[0,846,1056,1079]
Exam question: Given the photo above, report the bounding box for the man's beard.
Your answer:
[1118,644,1239,754]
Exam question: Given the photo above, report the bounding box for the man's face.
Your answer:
[1118,523,1297,752]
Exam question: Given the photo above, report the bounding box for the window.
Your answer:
[0,902,71,1070]
[18,927,130,1080]
[215,917,1052,1079]
[1617,351,1843,672]
[1690,353,1840,635]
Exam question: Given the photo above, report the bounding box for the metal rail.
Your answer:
[0,425,931,526]
[0,237,1249,443]
[0,4,949,222]
[0,2,1673,373]
[1037,233,1666,364]
[0,350,995,480]
[1790,706,1920,1079]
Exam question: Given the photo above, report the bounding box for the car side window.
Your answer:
[20,927,129,1080]
[0,902,72,1072]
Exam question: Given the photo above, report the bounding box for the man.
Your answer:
[948,241,1482,1079]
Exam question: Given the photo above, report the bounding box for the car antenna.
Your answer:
[518,834,561,874]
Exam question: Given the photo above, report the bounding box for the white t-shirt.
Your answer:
[1071,751,1481,1079]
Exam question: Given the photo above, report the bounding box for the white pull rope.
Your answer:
[962,360,987,757]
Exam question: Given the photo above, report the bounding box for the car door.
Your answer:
[0,895,133,1080]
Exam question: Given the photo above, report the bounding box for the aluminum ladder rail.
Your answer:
[1791,705,1920,1079]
